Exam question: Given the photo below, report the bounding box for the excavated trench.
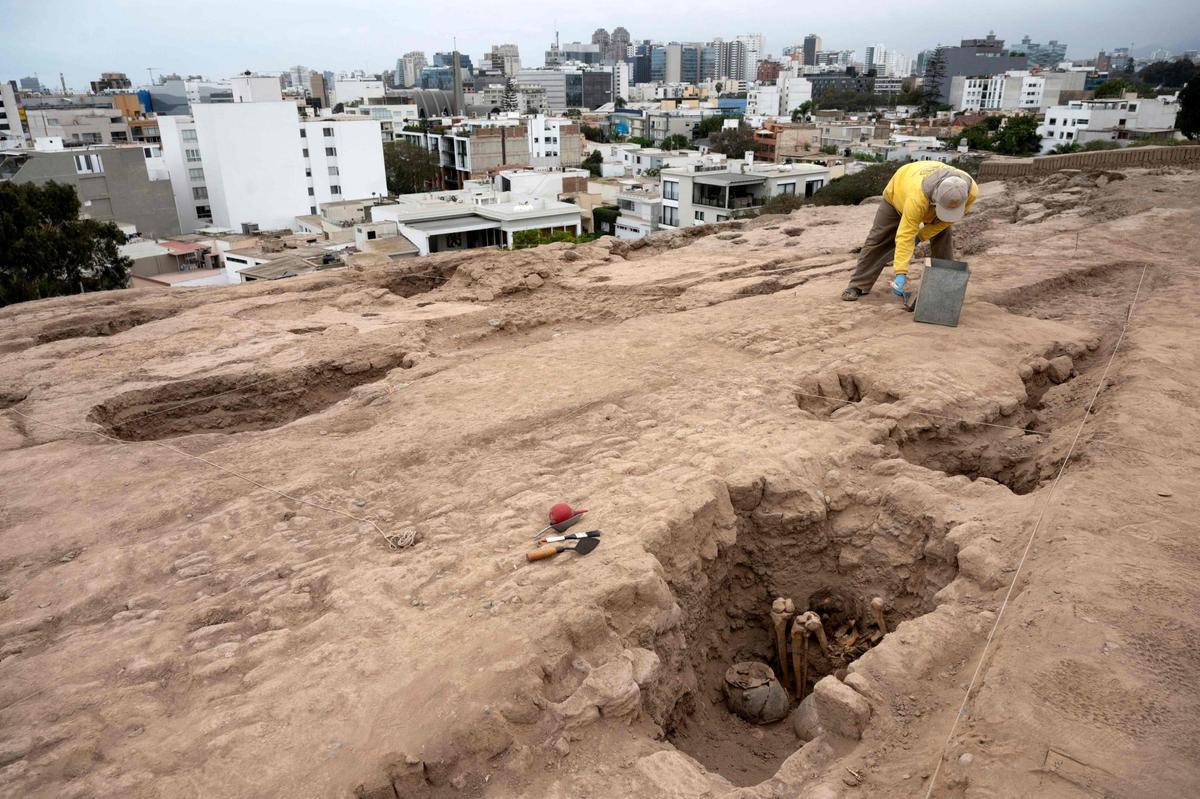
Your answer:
[35,306,180,344]
[89,355,405,441]
[658,496,958,786]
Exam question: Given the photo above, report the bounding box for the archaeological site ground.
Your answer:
[1,163,1198,798]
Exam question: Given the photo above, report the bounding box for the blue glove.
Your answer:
[890,274,907,296]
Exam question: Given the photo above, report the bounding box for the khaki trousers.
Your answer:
[846,202,954,292]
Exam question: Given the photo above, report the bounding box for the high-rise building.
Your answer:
[924,34,1028,103]
[90,72,132,93]
[286,66,313,95]
[19,76,45,92]
[803,34,822,66]
[399,52,427,88]
[610,27,632,63]
[1015,36,1068,67]
[712,36,762,81]
[483,44,522,76]
[592,28,611,54]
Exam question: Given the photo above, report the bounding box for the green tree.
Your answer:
[819,144,838,155]
[0,181,131,306]
[695,115,734,138]
[627,136,655,147]
[811,161,904,206]
[614,96,627,109]
[921,49,947,115]
[790,101,813,122]
[1138,59,1196,89]
[382,140,440,194]
[564,108,582,119]
[1094,78,1153,99]
[583,150,604,177]
[580,123,607,142]
[708,123,757,156]
[1180,76,1200,140]
[714,81,724,94]
[660,134,690,150]
[991,116,1042,156]
[1051,142,1082,154]
[957,123,993,151]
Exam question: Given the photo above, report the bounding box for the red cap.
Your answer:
[549,503,586,524]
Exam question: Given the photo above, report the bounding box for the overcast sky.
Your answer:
[2,0,1198,91]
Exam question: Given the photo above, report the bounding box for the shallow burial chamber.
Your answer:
[89,355,405,441]
[659,489,958,786]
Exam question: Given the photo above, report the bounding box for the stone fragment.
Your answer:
[1047,355,1073,384]
[812,675,871,739]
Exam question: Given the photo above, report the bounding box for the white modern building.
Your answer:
[949,70,1087,113]
[369,194,581,255]
[333,77,386,106]
[614,181,662,239]
[1037,94,1180,153]
[351,104,421,141]
[747,85,781,117]
[660,159,830,228]
[1,81,24,146]
[159,101,386,233]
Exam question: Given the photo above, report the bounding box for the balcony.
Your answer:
[692,174,766,210]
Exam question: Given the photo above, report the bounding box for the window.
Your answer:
[325,147,337,156]
[367,230,377,240]
[1065,132,1073,139]
[778,182,796,195]
[300,129,307,138]
[47,117,60,126]
[181,129,198,142]
[694,210,705,221]
[192,186,208,200]
[1048,118,1056,126]
[111,131,128,142]
[195,204,212,219]
[663,180,679,200]
[302,148,309,158]
[330,184,341,195]
[73,153,103,174]
[662,206,678,226]
[328,166,339,176]
[1128,103,1138,112]
[305,168,311,177]
[310,206,317,215]
[185,148,201,162]
[188,167,204,181]
[308,187,315,196]
[322,126,334,136]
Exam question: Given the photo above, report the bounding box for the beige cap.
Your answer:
[933,176,969,222]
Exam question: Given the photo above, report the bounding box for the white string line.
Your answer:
[922,261,1150,798]
[7,409,405,551]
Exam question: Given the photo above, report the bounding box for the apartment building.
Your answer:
[526,116,583,167]
[1037,95,1180,153]
[159,102,385,232]
[514,66,614,112]
[398,124,531,189]
[24,107,132,146]
[370,195,581,254]
[614,181,663,239]
[659,159,830,228]
[1,81,24,145]
[949,70,1087,113]
[2,144,179,238]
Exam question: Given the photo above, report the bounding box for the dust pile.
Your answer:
[1,167,1198,798]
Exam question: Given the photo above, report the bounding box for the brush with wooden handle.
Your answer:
[526,536,600,562]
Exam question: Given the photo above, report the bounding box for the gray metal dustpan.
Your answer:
[913,258,970,327]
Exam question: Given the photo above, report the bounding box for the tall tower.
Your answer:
[803,34,822,66]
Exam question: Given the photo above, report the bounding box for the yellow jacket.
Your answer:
[882,162,978,274]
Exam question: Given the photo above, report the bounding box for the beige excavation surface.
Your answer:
[0,167,1197,798]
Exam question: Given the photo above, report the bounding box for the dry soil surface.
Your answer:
[1,167,1197,799]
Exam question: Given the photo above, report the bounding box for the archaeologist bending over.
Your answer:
[841,161,978,301]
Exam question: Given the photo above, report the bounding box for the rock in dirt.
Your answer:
[551,657,642,727]
[791,693,824,741]
[812,676,871,739]
[1047,355,1074,384]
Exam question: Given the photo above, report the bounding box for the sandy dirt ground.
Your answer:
[0,166,1197,798]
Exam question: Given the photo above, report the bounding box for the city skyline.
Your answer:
[2,0,1198,92]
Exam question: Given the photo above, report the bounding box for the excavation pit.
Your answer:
[89,356,405,441]
[659,495,957,785]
